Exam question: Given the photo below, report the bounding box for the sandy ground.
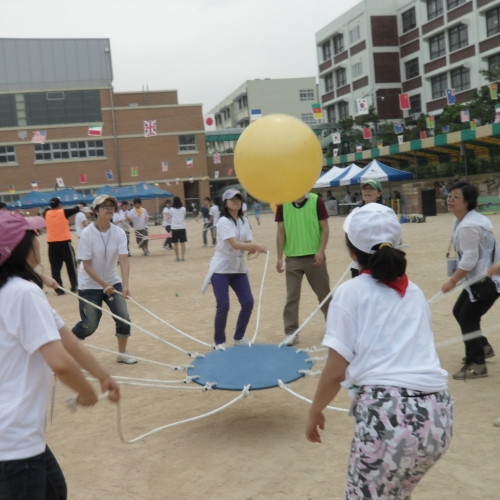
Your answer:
[40,211,500,500]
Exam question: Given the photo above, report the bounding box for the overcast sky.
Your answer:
[2,0,361,112]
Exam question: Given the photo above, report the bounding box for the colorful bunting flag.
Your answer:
[154,182,160,187]
[333,148,339,157]
[490,84,498,100]
[175,178,179,185]
[362,127,372,139]
[394,122,404,134]
[357,99,369,115]
[213,153,221,164]
[442,125,450,133]
[419,130,427,140]
[186,157,193,168]
[356,144,362,152]
[189,176,194,184]
[31,130,47,144]
[31,181,39,190]
[8,184,15,194]
[166,180,171,186]
[88,125,102,136]
[312,103,323,119]
[470,119,477,130]
[79,174,87,184]
[399,93,410,110]
[144,120,157,137]
[426,116,435,129]
[377,140,383,148]
[214,171,219,179]
[446,89,456,105]
[106,170,114,181]
[495,103,500,116]
[56,178,65,188]
[161,161,169,172]
[228,168,233,176]
[460,110,470,122]
[204,114,216,131]
[131,167,138,177]
[398,135,404,144]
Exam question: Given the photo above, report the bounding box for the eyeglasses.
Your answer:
[100,204,116,210]
[447,195,464,201]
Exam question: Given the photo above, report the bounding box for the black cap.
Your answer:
[49,197,61,208]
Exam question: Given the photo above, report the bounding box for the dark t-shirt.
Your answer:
[274,195,329,223]
[200,206,210,222]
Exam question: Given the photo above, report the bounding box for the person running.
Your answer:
[208,196,221,247]
[45,197,84,295]
[195,197,212,247]
[72,195,137,364]
[113,200,131,256]
[162,199,173,250]
[170,196,187,261]
[201,189,267,350]
[306,203,453,500]
[0,210,120,500]
[252,200,261,225]
[127,198,150,256]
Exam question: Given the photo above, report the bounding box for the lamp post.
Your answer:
[104,48,122,186]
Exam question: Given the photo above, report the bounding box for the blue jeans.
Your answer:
[211,273,254,345]
[72,283,131,339]
[0,445,67,500]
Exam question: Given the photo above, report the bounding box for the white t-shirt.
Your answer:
[75,212,88,237]
[323,274,448,393]
[242,202,247,214]
[209,205,220,225]
[77,223,128,289]
[113,210,130,232]
[0,277,62,460]
[162,207,172,227]
[127,208,149,230]
[170,207,186,230]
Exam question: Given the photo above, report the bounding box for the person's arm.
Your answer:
[38,273,60,290]
[276,221,285,273]
[38,340,97,406]
[226,237,266,253]
[144,209,150,222]
[118,254,130,298]
[314,219,329,266]
[82,260,115,296]
[488,262,500,276]
[64,205,82,219]
[305,349,348,443]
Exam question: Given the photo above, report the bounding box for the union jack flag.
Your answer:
[213,153,221,164]
[144,120,157,137]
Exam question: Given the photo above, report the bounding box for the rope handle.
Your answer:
[66,390,110,413]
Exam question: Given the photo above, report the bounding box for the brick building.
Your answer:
[0,38,210,211]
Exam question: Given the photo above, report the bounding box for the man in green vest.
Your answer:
[275,192,331,345]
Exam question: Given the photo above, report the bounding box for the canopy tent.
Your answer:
[347,160,414,185]
[329,164,363,187]
[126,183,174,200]
[313,166,345,189]
[93,185,133,201]
[8,188,88,210]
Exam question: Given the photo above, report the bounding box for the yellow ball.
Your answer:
[234,114,323,205]
[270,202,277,213]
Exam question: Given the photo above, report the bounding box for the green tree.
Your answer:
[440,104,467,132]
[480,62,500,84]
[468,88,496,125]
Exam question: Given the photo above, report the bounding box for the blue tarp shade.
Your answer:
[347,159,414,185]
[127,183,174,200]
[9,188,88,209]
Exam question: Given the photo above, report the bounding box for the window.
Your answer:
[325,73,334,93]
[350,26,360,45]
[410,94,422,114]
[427,0,443,20]
[178,135,197,152]
[222,108,231,120]
[451,67,470,92]
[301,113,317,125]
[447,0,465,10]
[0,146,16,164]
[326,105,336,123]
[429,32,446,60]
[336,68,347,87]
[34,141,104,161]
[215,115,222,126]
[431,73,448,99]
[486,7,500,37]
[338,101,349,120]
[299,89,315,100]
[405,58,420,80]
[333,34,344,55]
[0,94,16,128]
[402,8,417,33]
[488,53,500,71]
[449,24,468,52]
[352,62,363,79]
[322,41,332,61]
[238,96,247,110]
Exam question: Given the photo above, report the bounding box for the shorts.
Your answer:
[171,228,187,243]
[346,386,453,500]
[135,228,148,248]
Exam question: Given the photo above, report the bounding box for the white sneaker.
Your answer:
[283,334,299,346]
[234,337,251,346]
[117,351,138,364]
[215,343,226,351]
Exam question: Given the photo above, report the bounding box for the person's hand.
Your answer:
[103,284,116,297]
[305,411,325,443]
[313,251,325,267]
[121,286,130,299]
[77,388,98,407]
[251,244,267,254]
[441,279,456,293]
[42,274,59,289]
[276,259,284,273]
[100,376,120,403]
[487,262,500,277]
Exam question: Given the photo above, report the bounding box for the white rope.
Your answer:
[86,379,202,390]
[298,369,323,377]
[278,264,351,348]
[250,251,270,345]
[116,384,251,444]
[104,375,199,384]
[296,346,328,354]
[305,356,328,364]
[66,390,110,413]
[435,322,500,349]
[58,286,204,358]
[277,380,348,413]
[427,273,487,306]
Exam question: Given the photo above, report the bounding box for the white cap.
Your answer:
[222,188,242,201]
[344,204,401,254]
[92,194,118,209]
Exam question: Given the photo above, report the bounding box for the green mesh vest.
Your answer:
[283,194,321,257]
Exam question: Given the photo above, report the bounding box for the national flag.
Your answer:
[214,171,219,179]
[442,125,450,133]
[357,99,369,115]
[18,131,27,140]
[398,135,404,144]
[161,161,169,172]
[471,119,477,130]
[333,148,339,157]
[189,176,194,184]
[213,153,221,164]
[88,125,102,136]
[490,84,498,100]
[460,110,470,122]
[228,168,233,176]
[204,114,216,131]
[356,144,362,152]
[106,170,114,181]
[399,93,410,110]
[251,109,262,122]
[495,103,500,116]
[31,181,38,190]
[377,140,383,148]
[426,116,435,129]
[394,122,404,134]
[446,89,456,105]
[186,157,193,168]
[131,167,138,177]
[79,174,87,184]
[143,120,157,137]
[8,184,15,194]
[166,180,171,186]
[495,115,500,124]
[56,177,65,188]
[312,103,323,119]
[175,178,179,185]
[420,130,427,140]
[31,130,47,144]
[363,127,372,139]
[332,133,341,144]
[154,183,159,187]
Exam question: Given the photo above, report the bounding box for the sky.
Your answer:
[2,0,361,112]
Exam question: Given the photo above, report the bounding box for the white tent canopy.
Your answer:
[334,164,363,186]
[313,166,345,188]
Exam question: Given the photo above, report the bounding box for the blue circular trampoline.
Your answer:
[188,344,312,391]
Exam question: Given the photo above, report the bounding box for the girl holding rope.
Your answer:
[201,189,267,350]
[170,196,187,261]
[127,198,150,256]
[0,211,120,499]
[306,203,453,500]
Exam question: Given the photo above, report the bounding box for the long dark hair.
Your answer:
[0,231,43,290]
[346,235,406,282]
[221,195,244,222]
[172,196,183,209]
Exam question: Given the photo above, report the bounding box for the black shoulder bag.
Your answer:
[469,242,497,301]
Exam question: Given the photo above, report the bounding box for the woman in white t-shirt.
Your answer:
[0,211,119,499]
[162,199,173,250]
[201,189,267,349]
[306,204,453,500]
[113,200,131,256]
[170,196,187,261]
[208,196,221,247]
[72,195,137,364]
[127,198,150,256]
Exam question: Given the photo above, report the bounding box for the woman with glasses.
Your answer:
[441,182,500,380]
[72,195,137,364]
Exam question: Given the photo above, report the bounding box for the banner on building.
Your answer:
[398,135,404,144]
[106,170,114,181]
[213,153,221,164]
[377,140,383,148]
[31,181,39,190]
[186,157,193,168]
[362,127,372,139]
[31,130,47,144]
[312,103,323,119]
[356,144,362,152]
[88,125,102,136]
[8,184,15,194]
[204,114,216,131]
[228,168,233,176]
[332,133,341,144]
[56,177,65,188]
[426,116,435,129]
[79,174,87,184]
[442,125,450,133]
[446,89,456,105]
[161,161,169,172]
[419,130,427,140]
[460,110,470,122]
[399,93,410,110]
[394,122,404,134]
[144,120,157,137]
[189,176,194,184]
[214,171,219,179]
[357,99,369,115]
[333,148,339,157]
[131,167,138,177]
[250,109,262,122]
[490,84,498,100]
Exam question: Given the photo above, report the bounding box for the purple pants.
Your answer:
[211,273,254,345]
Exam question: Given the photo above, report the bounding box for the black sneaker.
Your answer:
[71,287,78,293]
[462,345,495,363]
[55,288,65,296]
